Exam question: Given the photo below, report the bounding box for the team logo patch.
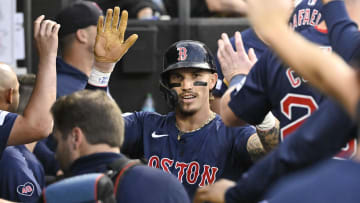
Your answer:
[177,47,188,61]
[17,182,34,196]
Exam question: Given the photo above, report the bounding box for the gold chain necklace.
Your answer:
[176,111,217,141]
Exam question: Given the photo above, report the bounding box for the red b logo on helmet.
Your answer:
[177,47,187,61]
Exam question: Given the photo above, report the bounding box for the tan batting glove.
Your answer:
[95,7,138,63]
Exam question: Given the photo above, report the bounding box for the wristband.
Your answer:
[88,68,112,87]
[225,74,247,91]
[256,111,276,131]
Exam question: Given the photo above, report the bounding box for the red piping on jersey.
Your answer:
[314,26,328,34]
[94,174,105,201]
[113,161,138,195]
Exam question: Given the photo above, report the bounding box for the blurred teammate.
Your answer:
[0,16,59,201]
[211,0,323,113]
[246,0,360,202]
[0,15,58,156]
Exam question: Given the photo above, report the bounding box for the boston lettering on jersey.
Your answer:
[123,112,255,198]
[148,156,219,186]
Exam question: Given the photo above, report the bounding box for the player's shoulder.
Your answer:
[213,115,256,135]
[0,110,18,125]
[0,146,26,170]
[120,165,190,202]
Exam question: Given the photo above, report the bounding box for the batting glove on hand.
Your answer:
[95,7,138,63]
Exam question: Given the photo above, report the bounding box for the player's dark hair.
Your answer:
[51,90,124,147]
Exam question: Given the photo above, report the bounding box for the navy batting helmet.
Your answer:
[159,40,217,109]
[161,40,216,82]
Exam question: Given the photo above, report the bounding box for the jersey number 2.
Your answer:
[280,93,356,159]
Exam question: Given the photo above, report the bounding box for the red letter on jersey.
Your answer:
[175,162,189,183]
[161,158,174,173]
[310,9,318,26]
[298,9,305,26]
[199,165,219,187]
[303,9,310,25]
[186,161,200,184]
[148,155,160,168]
[286,69,302,88]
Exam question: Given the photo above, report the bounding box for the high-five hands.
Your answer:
[95,7,138,63]
[217,32,257,83]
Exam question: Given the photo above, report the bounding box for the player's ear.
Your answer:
[208,73,218,90]
[5,88,14,104]
[75,29,88,44]
[70,127,85,149]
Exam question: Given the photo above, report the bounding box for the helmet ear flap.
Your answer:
[159,80,178,110]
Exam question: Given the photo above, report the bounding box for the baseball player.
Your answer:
[211,0,324,113]
[85,7,280,200]
[0,16,59,201]
[193,0,360,202]
[0,16,59,158]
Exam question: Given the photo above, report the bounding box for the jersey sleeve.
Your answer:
[0,111,18,157]
[227,53,272,125]
[323,0,360,62]
[121,112,145,158]
[225,98,356,203]
[117,165,190,203]
[0,148,43,202]
[232,125,256,166]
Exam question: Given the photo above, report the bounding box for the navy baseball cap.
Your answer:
[56,1,103,38]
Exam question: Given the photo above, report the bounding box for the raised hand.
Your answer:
[33,15,60,60]
[217,32,257,83]
[95,7,138,63]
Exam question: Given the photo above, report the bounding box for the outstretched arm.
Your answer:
[247,0,359,118]
[217,32,257,126]
[8,16,59,145]
[206,0,247,16]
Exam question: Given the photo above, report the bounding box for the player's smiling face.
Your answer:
[169,68,217,115]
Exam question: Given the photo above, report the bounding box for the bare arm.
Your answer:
[246,133,266,162]
[205,0,247,15]
[8,16,59,145]
[247,0,359,119]
[255,119,280,152]
[247,116,280,162]
[217,32,257,126]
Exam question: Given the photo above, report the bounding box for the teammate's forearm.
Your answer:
[24,56,57,134]
[256,119,279,152]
